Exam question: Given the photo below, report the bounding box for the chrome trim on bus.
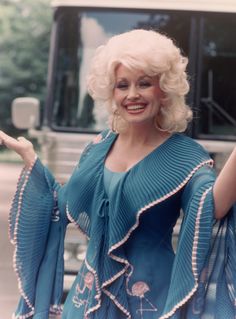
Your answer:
[51,0,236,13]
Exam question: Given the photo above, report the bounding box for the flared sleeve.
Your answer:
[160,165,236,319]
[9,158,68,319]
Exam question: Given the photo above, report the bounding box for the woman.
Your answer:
[1,29,236,319]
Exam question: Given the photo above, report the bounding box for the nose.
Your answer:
[127,84,140,100]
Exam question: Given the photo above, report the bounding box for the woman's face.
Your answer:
[113,64,164,126]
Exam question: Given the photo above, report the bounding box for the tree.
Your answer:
[0,0,51,135]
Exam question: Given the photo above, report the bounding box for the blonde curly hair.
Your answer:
[87,29,192,133]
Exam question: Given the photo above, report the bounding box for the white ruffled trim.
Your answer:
[103,288,131,318]
[108,160,213,255]
[158,186,213,319]
[9,157,64,319]
[10,159,37,313]
[66,204,90,240]
[104,160,213,317]
[192,187,212,278]
[42,155,214,319]
[11,304,63,319]
[68,159,213,318]
[101,253,130,288]
[8,166,27,245]
[12,310,34,319]
[49,304,63,315]
[84,259,102,315]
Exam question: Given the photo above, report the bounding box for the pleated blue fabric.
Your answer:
[9,130,236,319]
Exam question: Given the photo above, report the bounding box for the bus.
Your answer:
[11,0,236,296]
[12,0,236,180]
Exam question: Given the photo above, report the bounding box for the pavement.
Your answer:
[0,163,22,319]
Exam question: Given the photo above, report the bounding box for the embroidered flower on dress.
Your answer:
[131,281,150,297]
[84,271,94,290]
[130,281,157,318]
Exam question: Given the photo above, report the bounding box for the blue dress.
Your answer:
[9,130,236,319]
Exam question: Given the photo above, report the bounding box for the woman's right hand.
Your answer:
[0,130,36,168]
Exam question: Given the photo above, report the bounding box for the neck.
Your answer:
[118,122,171,147]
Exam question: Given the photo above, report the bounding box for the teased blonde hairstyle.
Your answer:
[87,29,192,133]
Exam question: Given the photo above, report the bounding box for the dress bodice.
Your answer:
[101,162,183,318]
[103,166,126,198]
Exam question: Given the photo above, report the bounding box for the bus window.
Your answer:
[199,14,236,138]
[51,8,190,132]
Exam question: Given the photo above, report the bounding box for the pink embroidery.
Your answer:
[68,159,214,318]
[131,281,150,297]
[126,265,157,318]
[75,271,94,295]
[84,272,94,290]
[73,268,100,319]
[130,281,158,318]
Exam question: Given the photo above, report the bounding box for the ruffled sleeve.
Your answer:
[160,165,236,318]
[9,158,68,319]
[9,130,110,319]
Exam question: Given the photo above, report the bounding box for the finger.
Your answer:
[0,131,20,149]
[17,136,33,149]
[0,131,5,145]
[17,136,26,142]
[0,134,4,145]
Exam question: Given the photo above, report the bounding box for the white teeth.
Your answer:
[127,105,145,110]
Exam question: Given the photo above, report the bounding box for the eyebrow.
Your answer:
[116,75,153,82]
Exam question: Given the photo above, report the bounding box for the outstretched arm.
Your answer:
[0,130,36,167]
[213,147,236,219]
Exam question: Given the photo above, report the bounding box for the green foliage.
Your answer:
[0,0,52,136]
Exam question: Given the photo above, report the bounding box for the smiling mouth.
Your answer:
[126,104,146,111]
